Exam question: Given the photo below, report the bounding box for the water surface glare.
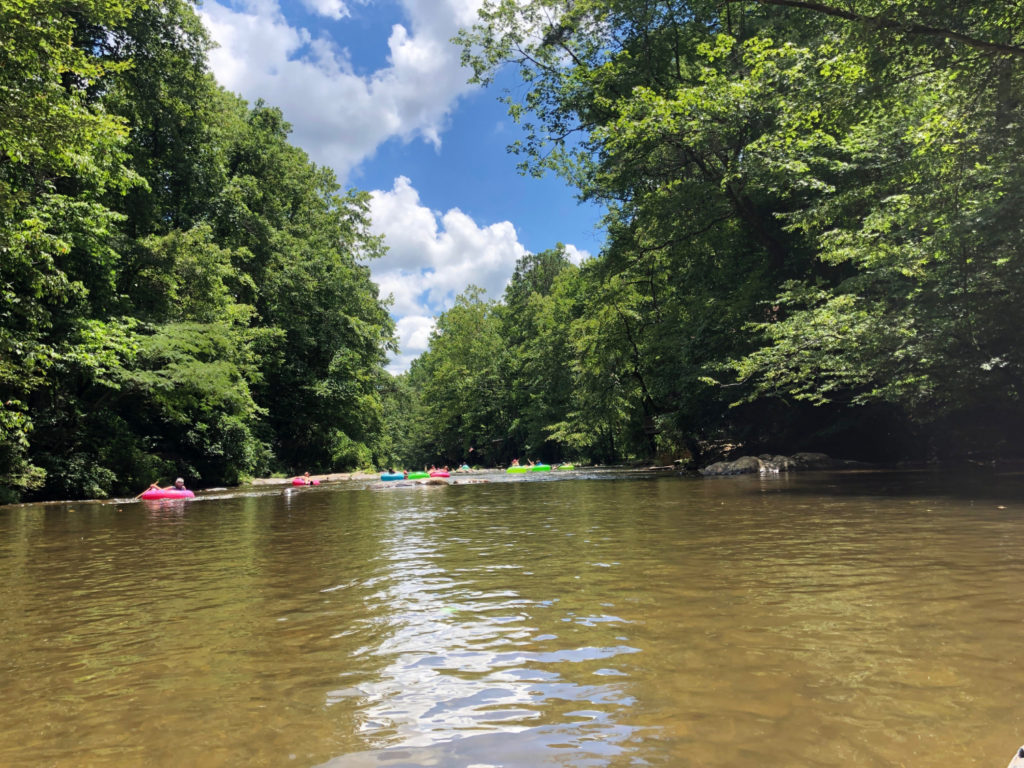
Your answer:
[2,471,1023,766]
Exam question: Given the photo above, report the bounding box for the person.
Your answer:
[302,472,312,485]
[151,477,187,491]
[511,459,520,467]
[403,470,409,479]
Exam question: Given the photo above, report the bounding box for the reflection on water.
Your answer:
[327,497,643,766]
[1,471,1024,767]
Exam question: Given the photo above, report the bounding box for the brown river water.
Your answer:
[2,469,1023,767]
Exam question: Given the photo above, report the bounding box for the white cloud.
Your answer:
[388,315,436,375]
[562,243,591,265]
[301,0,350,20]
[369,176,527,316]
[368,178,595,373]
[196,1,593,375]
[199,0,482,180]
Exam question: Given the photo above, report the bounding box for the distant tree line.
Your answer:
[393,0,1024,469]
[1,0,396,502]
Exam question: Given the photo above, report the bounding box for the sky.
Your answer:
[196,0,605,373]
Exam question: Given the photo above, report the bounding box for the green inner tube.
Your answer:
[506,466,527,473]
[557,464,574,470]
[408,471,429,479]
[530,464,551,472]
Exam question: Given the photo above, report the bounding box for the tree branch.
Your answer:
[727,0,1024,58]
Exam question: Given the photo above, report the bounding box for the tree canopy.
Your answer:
[402,0,1024,468]
[0,0,395,501]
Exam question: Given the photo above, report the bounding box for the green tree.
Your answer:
[407,287,509,466]
[0,0,142,499]
[1,0,396,500]
[210,103,395,472]
[461,0,1024,462]
[500,246,578,461]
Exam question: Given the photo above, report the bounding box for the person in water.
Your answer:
[511,459,520,466]
[151,477,187,491]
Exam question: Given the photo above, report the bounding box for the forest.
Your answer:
[3,0,1023,502]
[1,0,396,502]
[399,0,1024,468]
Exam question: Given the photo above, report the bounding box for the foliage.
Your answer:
[442,0,1024,464]
[403,287,510,467]
[0,0,395,501]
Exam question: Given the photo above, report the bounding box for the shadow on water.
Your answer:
[708,467,1024,506]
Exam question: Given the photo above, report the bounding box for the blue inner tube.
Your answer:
[380,473,404,481]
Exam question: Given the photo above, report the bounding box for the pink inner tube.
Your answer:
[140,488,195,500]
[428,471,450,478]
[292,478,320,486]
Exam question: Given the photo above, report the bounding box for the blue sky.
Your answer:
[197,0,604,372]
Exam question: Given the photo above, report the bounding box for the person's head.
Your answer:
[174,478,185,488]
[303,471,310,477]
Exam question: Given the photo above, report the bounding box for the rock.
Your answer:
[700,456,763,476]
[700,452,837,476]
[758,454,796,472]
[790,452,834,469]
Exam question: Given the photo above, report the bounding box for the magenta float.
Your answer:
[140,488,195,500]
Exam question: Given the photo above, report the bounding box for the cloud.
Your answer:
[198,0,482,180]
[369,176,531,372]
[301,0,350,20]
[388,315,436,375]
[562,243,591,265]
[367,178,596,373]
[195,1,594,375]
[369,176,528,316]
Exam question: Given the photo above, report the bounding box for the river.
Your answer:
[1,469,1022,766]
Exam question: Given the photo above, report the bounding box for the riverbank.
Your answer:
[248,468,498,486]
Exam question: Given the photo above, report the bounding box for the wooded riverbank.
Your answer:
[4,0,1022,504]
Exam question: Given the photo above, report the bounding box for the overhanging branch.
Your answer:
[727,0,1024,58]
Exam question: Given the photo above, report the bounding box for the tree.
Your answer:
[460,0,1024,462]
[406,288,509,466]
[0,0,141,499]
[1,0,397,500]
[500,246,578,460]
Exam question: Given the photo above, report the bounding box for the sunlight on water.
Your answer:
[2,470,1024,767]
[326,499,642,762]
